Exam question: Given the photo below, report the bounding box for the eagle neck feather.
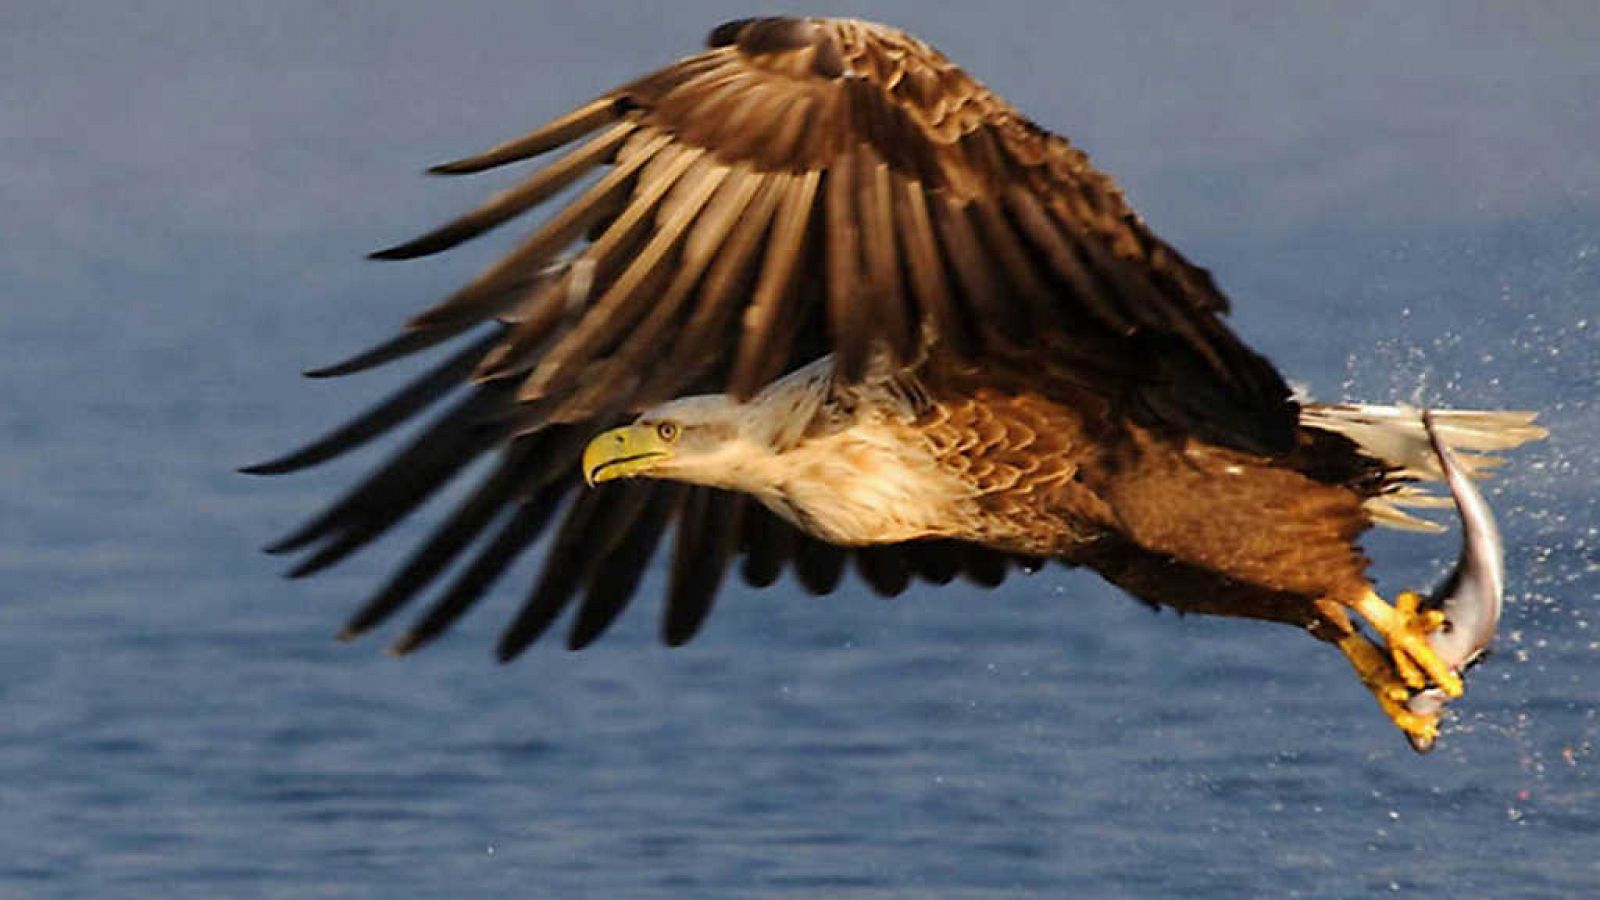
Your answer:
[707,356,971,546]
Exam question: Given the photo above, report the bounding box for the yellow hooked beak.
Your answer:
[582,425,673,487]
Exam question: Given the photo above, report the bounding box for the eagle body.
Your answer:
[252,16,1545,746]
[619,348,1375,616]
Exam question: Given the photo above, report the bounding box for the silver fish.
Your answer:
[1405,409,1506,745]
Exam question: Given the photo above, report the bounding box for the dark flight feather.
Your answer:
[373,121,638,261]
[389,478,568,656]
[569,483,678,650]
[339,438,542,640]
[663,489,745,646]
[241,331,498,475]
[428,95,622,175]
[494,486,612,660]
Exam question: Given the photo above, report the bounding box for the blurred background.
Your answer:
[3,2,1597,896]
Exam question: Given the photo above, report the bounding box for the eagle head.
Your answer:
[579,359,958,547]
[582,395,752,487]
[582,358,838,489]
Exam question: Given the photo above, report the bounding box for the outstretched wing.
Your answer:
[251,16,1285,656]
[250,319,1034,657]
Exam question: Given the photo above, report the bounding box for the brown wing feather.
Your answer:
[366,15,1288,417]
[252,16,1284,655]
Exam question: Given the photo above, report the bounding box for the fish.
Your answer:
[1404,409,1507,750]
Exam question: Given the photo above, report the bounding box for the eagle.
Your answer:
[250,17,1545,749]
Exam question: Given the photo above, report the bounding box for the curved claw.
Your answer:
[1352,591,1465,699]
[1390,590,1450,689]
[1336,631,1442,750]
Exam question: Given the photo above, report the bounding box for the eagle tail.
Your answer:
[1298,402,1548,533]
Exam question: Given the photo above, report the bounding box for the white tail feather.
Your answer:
[1300,403,1547,532]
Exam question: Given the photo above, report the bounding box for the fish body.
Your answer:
[1406,410,1506,721]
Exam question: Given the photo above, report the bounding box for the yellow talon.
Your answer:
[1390,591,1450,688]
[1353,590,1463,698]
[1335,631,1442,750]
[1396,590,1449,632]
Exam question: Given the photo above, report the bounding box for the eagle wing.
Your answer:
[252,17,1288,657]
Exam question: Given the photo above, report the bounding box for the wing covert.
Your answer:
[368,15,1291,416]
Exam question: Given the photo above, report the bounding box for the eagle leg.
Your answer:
[1351,589,1462,699]
[1334,629,1441,750]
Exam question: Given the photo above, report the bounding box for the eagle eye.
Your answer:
[656,422,679,442]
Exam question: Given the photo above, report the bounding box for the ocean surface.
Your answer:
[4,4,1598,897]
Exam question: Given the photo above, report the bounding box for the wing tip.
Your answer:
[285,558,324,579]
[661,623,697,648]
[367,240,431,262]
[304,353,377,378]
[262,532,308,555]
[237,451,316,477]
[387,632,427,656]
[426,157,497,176]
[237,460,282,477]
[494,622,541,662]
[301,326,467,378]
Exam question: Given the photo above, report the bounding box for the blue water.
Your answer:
[4,5,1599,897]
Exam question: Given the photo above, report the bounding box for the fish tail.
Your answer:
[1299,402,1547,532]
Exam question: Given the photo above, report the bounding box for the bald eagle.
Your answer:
[250,18,1544,749]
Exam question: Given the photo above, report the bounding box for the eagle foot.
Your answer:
[1335,631,1441,751]
[1352,590,1461,699]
